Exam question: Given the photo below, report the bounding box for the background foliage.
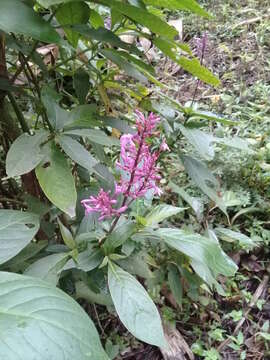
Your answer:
[0,0,269,359]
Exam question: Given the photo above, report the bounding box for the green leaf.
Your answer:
[189,109,235,125]
[156,228,237,277]
[75,281,113,307]
[63,128,120,146]
[6,130,48,177]
[0,0,61,43]
[3,241,48,271]
[73,25,141,56]
[95,0,177,39]
[24,194,51,216]
[145,204,185,226]
[38,0,73,6]
[0,271,109,360]
[115,50,156,76]
[24,253,69,285]
[215,228,255,249]
[41,87,69,130]
[144,0,209,18]
[105,339,120,360]
[182,155,227,215]
[35,144,77,217]
[258,332,270,341]
[100,49,148,83]
[64,247,103,272]
[64,104,102,130]
[231,207,262,225]
[0,210,39,265]
[117,253,153,279]
[168,264,183,306]
[58,135,98,172]
[179,58,219,86]
[73,69,90,104]
[154,37,220,86]
[56,1,90,47]
[108,264,166,347]
[58,218,76,249]
[215,137,253,153]
[176,124,215,160]
[104,221,137,252]
[169,182,204,221]
[89,9,104,29]
[190,258,225,294]
[128,0,146,8]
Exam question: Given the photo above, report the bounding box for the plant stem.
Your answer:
[11,41,39,83]
[191,35,207,108]
[19,52,54,132]
[7,92,30,133]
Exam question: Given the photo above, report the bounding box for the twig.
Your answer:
[0,197,25,205]
[218,275,269,352]
[93,304,105,336]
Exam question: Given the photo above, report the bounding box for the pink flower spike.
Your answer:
[82,111,166,220]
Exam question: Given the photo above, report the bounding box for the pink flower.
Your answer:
[81,189,127,220]
[82,111,168,220]
[160,139,170,152]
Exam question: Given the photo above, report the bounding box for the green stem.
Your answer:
[7,92,30,134]
[75,281,113,307]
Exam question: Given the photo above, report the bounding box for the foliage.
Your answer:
[0,0,268,359]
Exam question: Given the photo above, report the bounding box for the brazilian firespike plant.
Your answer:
[0,0,247,359]
[82,111,167,220]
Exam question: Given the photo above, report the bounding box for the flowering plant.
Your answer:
[74,109,237,349]
[82,111,168,225]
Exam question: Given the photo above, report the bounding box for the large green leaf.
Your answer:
[24,253,69,285]
[0,0,61,43]
[176,124,215,160]
[41,87,69,130]
[95,0,177,39]
[116,51,155,75]
[6,131,48,178]
[56,2,90,48]
[35,144,77,217]
[64,128,120,146]
[117,253,153,279]
[182,155,227,215]
[100,49,148,83]
[169,182,204,221]
[154,37,220,86]
[0,210,39,265]
[215,227,255,249]
[73,25,141,56]
[63,104,102,130]
[188,109,235,125]
[64,247,103,272]
[0,272,109,360]
[108,264,166,347]
[145,204,186,226]
[3,241,48,272]
[144,0,209,17]
[58,135,98,172]
[156,228,237,277]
